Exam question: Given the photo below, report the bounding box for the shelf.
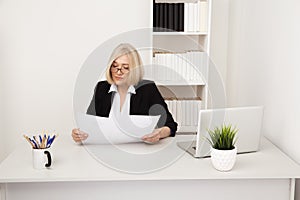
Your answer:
[153,31,208,36]
[156,80,206,86]
[152,0,211,111]
[164,97,201,100]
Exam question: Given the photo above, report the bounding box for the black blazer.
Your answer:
[87,80,178,136]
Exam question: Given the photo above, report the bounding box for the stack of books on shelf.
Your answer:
[165,97,201,129]
[153,2,184,32]
[145,51,207,83]
[153,0,208,32]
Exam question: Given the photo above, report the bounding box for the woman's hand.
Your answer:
[142,126,171,144]
[71,128,88,143]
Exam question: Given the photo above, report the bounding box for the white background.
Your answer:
[226,0,300,197]
[0,0,151,160]
[1,0,300,198]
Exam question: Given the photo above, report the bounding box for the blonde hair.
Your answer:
[105,43,144,85]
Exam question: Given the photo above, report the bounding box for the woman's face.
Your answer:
[110,54,130,86]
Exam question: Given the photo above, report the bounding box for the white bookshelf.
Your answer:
[152,32,208,36]
[150,0,212,133]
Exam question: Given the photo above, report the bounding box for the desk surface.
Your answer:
[0,135,300,183]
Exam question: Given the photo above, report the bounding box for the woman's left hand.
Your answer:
[142,126,171,144]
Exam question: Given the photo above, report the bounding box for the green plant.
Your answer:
[206,124,238,150]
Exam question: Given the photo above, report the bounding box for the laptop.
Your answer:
[177,106,264,158]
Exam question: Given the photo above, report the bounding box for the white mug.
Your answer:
[32,148,52,169]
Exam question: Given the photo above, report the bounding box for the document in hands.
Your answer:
[75,113,160,144]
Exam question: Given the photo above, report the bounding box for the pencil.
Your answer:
[23,135,35,148]
[40,135,44,149]
[32,136,40,149]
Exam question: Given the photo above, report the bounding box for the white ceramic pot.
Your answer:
[211,147,237,171]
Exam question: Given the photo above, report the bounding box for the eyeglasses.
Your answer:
[110,65,130,74]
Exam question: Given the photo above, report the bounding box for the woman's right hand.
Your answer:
[71,128,89,143]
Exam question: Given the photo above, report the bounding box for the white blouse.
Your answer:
[108,84,136,118]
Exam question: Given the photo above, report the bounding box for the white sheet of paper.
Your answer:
[75,113,160,144]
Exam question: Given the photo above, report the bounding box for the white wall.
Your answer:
[227,0,300,198]
[209,0,230,86]
[0,55,4,162]
[0,0,150,162]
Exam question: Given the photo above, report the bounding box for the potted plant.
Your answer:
[206,124,238,171]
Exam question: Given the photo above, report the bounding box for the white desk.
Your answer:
[0,135,300,200]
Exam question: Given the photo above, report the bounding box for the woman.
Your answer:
[72,43,177,143]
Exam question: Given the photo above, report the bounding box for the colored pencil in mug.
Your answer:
[23,135,35,148]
